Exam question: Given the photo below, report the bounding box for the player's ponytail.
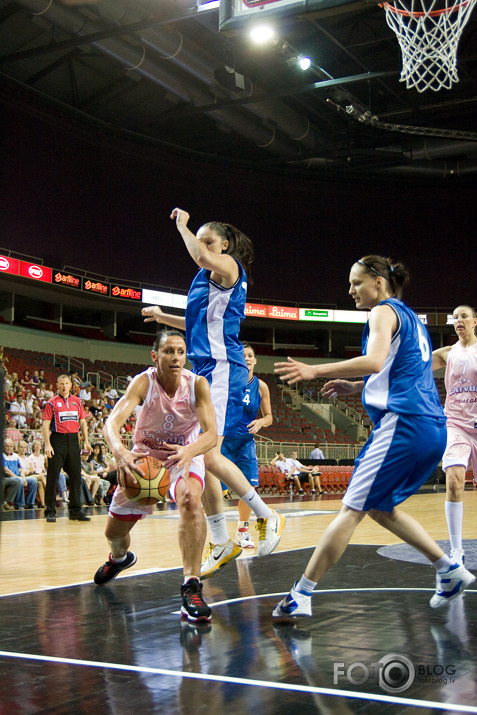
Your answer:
[358,255,410,299]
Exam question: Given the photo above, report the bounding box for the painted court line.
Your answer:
[0,650,476,713]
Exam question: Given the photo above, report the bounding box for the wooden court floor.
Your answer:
[1,489,477,714]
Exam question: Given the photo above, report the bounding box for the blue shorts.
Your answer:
[343,411,447,513]
[220,436,259,486]
[192,359,248,437]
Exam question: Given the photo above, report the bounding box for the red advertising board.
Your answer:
[0,255,20,276]
[19,261,52,283]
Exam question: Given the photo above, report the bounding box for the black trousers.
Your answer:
[45,432,83,516]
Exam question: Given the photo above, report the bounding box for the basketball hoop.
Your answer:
[381,0,477,92]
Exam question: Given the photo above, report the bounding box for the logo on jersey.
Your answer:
[58,410,79,422]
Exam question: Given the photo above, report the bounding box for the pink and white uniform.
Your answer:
[110,367,205,521]
[442,341,477,472]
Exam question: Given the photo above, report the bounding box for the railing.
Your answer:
[114,375,130,394]
[87,370,114,391]
[53,354,85,378]
[254,435,363,464]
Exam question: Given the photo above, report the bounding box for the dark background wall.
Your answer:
[2,100,475,310]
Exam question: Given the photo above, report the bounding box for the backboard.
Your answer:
[219,0,371,32]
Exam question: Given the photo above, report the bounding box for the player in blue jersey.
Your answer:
[142,208,285,576]
[272,255,475,617]
[221,343,273,548]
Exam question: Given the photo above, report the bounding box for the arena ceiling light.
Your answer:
[249,25,275,43]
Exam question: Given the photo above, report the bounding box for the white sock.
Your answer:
[238,521,249,530]
[110,553,127,564]
[207,513,230,544]
[296,574,317,594]
[445,501,463,551]
[239,488,272,518]
[433,555,455,573]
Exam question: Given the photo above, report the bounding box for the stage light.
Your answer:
[249,25,275,44]
[298,56,311,70]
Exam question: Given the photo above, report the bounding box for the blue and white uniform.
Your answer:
[186,261,248,436]
[221,376,261,486]
[343,298,447,513]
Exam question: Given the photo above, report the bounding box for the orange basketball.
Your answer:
[122,456,170,505]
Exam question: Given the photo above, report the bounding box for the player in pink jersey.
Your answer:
[432,305,477,566]
[93,331,218,623]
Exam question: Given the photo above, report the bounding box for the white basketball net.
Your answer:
[382,0,477,92]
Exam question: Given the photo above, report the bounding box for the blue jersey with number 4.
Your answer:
[236,375,261,438]
[362,298,444,424]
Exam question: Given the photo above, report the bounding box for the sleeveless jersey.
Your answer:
[362,298,444,425]
[444,341,477,432]
[133,367,202,464]
[185,260,247,369]
[236,375,261,438]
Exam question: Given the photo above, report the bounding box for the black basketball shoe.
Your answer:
[181,578,212,623]
[94,551,137,585]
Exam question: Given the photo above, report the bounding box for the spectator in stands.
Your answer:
[70,371,82,395]
[17,397,27,428]
[87,442,109,480]
[2,438,38,510]
[4,418,22,447]
[16,440,43,507]
[79,382,92,402]
[8,396,21,423]
[20,369,34,391]
[3,370,12,395]
[31,370,40,390]
[28,440,47,508]
[104,385,119,401]
[44,383,54,401]
[80,449,101,505]
[287,450,324,495]
[38,369,47,386]
[1,446,23,512]
[310,443,325,460]
[35,383,47,405]
[25,390,34,420]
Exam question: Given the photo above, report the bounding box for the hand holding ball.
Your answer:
[123,456,170,505]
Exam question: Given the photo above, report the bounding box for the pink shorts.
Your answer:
[109,457,205,522]
[442,425,477,472]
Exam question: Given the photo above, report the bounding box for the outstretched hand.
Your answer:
[142,305,164,323]
[321,379,357,400]
[274,357,316,385]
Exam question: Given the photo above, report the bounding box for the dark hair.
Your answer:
[201,221,254,283]
[357,255,409,300]
[153,329,186,352]
[242,341,255,354]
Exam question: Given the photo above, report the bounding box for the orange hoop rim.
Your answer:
[381,0,471,16]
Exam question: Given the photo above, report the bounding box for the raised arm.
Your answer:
[170,208,238,285]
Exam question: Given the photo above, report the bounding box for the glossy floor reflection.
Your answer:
[1,545,476,714]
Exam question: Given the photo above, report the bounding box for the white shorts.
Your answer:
[442,425,477,472]
[109,456,205,522]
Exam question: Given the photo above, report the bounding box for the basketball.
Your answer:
[122,456,170,505]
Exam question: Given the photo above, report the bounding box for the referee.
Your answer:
[42,374,92,523]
